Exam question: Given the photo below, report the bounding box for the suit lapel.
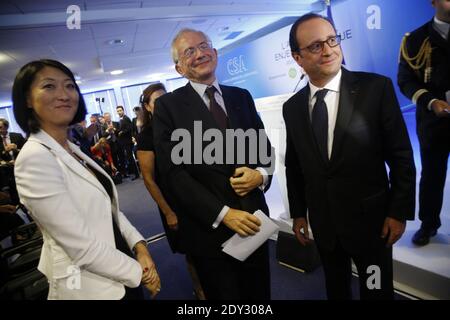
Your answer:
[220,85,241,130]
[182,83,233,176]
[70,144,116,201]
[30,131,110,199]
[183,83,218,130]
[330,68,359,164]
[428,19,448,48]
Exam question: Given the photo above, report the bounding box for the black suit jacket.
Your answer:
[153,83,273,257]
[283,69,416,253]
[398,19,450,149]
[118,115,133,145]
[0,132,26,161]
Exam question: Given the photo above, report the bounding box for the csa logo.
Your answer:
[227,55,247,76]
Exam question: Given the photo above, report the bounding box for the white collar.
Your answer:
[433,16,450,39]
[190,79,222,98]
[29,129,78,155]
[308,69,342,98]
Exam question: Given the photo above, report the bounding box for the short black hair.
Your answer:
[289,13,336,53]
[116,105,124,110]
[12,59,87,135]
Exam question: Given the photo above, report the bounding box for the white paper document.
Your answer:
[222,210,279,261]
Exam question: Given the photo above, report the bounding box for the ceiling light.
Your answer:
[111,70,123,75]
[107,39,124,45]
[0,53,10,64]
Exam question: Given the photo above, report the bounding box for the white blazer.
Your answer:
[14,130,145,300]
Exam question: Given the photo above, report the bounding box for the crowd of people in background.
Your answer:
[69,105,141,184]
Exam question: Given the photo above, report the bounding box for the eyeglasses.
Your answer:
[299,35,341,54]
[178,41,213,62]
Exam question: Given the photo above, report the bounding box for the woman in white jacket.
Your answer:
[12,59,160,300]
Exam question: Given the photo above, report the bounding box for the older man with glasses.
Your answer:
[152,28,274,300]
[283,13,416,299]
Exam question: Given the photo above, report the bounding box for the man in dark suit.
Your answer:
[0,118,25,162]
[398,0,450,246]
[116,106,139,179]
[153,28,274,299]
[283,14,416,299]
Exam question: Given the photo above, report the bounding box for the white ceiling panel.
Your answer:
[136,20,178,35]
[133,33,171,53]
[4,45,58,64]
[51,39,98,60]
[0,0,320,103]
[91,21,137,38]
[39,26,94,45]
[141,0,192,7]
[191,0,232,4]
[85,1,141,10]
[0,51,18,67]
[0,29,46,50]
[11,0,85,14]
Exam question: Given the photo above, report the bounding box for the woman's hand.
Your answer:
[143,275,161,298]
[134,242,161,298]
[165,211,178,230]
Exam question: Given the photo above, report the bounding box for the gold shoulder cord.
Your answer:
[400,33,432,83]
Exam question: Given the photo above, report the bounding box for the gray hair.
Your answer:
[0,118,9,128]
[170,28,212,64]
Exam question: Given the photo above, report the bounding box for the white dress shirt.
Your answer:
[308,69,342,159]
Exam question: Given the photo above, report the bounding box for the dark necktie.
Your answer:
[205,86,228,130]
[311,89,329,162]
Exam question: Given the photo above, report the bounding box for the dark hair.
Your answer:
[116,105,124,110]
[140,83,166,128]
[289,13,336,53]
[12,59,87,135]
[133,106,141,112]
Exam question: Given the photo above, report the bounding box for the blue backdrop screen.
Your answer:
[216,0,433,109]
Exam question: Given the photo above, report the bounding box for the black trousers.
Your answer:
[117,143,138,176]
[317,238,394,300]
[190,243,270,300]
[418,146,449,230]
